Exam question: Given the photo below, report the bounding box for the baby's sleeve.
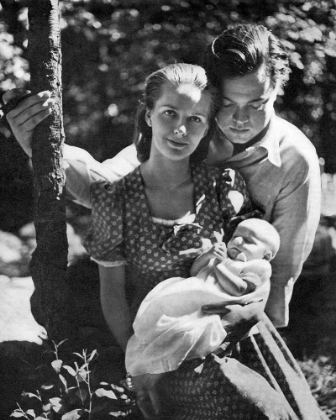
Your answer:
[84,180,126,267]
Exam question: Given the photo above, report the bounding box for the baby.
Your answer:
[126,218,280,377]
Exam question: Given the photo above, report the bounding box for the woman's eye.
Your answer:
[164,110,176,117]
[222,102,233,108]
[190,116,202,123]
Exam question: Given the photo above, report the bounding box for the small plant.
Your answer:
[299,355,336,420]
[11,340,137,420]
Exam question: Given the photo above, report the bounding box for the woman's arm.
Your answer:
[98,264,133,352]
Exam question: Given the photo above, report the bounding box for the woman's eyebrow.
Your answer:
[160,104,207,118]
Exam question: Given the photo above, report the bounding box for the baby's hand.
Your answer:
[211,242,227,261]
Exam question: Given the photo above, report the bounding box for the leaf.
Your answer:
[95,388,117,399]
[41,384,54,391]
[55,339,68,348]
[75,387,88,402]
[59,374,68,391]
[43,402,51,412]
[22,391,40,399]
[108,411,127,417]
[87,349,98,362]
[77,368,90,382]
[110,383,125,393]
[10,412,25,418]
[51,359,63,373]
[26,409,36,417]
[63,365,77,376]
[49,397,64,414]
[73,352,84,360]
[61,409,83,420]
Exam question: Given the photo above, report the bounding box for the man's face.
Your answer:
[216,66,279,144]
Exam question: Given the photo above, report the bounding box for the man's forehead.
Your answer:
[221,70,275,101]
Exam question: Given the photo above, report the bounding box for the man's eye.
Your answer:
[251,103,264,111]
[222,102,233,108]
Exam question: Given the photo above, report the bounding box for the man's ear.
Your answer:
[263,250,273,262]
[145,109,152,126]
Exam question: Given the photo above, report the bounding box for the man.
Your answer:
[3,24,321,329]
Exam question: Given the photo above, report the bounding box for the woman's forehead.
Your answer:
[156,82,212,114]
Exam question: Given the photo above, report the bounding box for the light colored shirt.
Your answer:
[63,114,321,328]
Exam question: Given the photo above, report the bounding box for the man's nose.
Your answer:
[232,107,249,125]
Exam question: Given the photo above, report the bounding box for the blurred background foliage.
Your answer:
[0,0,335,230]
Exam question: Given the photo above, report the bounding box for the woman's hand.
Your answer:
[202,299,265,347]
[129,373,164,419]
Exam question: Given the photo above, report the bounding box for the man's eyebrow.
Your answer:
[222,95,271,104]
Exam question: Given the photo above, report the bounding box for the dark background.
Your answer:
[0,1,336,232]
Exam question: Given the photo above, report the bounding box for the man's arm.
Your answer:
[4,89,54,157]
[3,89,140,208]
[63,144,139,208]
[266,150,321,328]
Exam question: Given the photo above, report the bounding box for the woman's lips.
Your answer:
[167,138,188,148]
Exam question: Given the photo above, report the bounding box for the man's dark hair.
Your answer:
[204,24,290,89]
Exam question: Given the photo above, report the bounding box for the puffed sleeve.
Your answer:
[84,180,126,267]
[215,168,263,242]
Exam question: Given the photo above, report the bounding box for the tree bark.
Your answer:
[28,0,70,341]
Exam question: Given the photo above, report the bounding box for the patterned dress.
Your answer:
[85,162,327,420]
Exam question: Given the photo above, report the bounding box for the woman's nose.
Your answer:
[174,125,187,137]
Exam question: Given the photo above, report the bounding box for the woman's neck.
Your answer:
[141,156,192,190]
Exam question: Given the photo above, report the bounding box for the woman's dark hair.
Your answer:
[134,63,220,163]
[204,24,290,90]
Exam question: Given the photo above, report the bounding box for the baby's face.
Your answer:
[227,225,270,261]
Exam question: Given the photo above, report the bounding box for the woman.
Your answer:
[83,63,324,420]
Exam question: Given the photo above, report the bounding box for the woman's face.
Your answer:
[216,66,278,145]
[146,82,211,162]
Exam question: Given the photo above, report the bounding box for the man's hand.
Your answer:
[3,89,54,157]
[202,299,265,347]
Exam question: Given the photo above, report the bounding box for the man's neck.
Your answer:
[232,121,271,156]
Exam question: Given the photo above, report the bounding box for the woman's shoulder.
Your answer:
[90,166,142,205]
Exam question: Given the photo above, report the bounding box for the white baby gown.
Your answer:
[126,258,270,375]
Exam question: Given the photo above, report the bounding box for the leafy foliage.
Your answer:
[10,340,137,420]
[0,0,335,167]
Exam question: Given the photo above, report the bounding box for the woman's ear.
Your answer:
[145,109,152,127]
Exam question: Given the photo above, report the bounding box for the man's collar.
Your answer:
[257,113,281,167]
[227,112,282,167]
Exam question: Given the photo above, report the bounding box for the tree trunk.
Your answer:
[28,0,70,341]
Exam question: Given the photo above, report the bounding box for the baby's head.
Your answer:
[227,218,280,262]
